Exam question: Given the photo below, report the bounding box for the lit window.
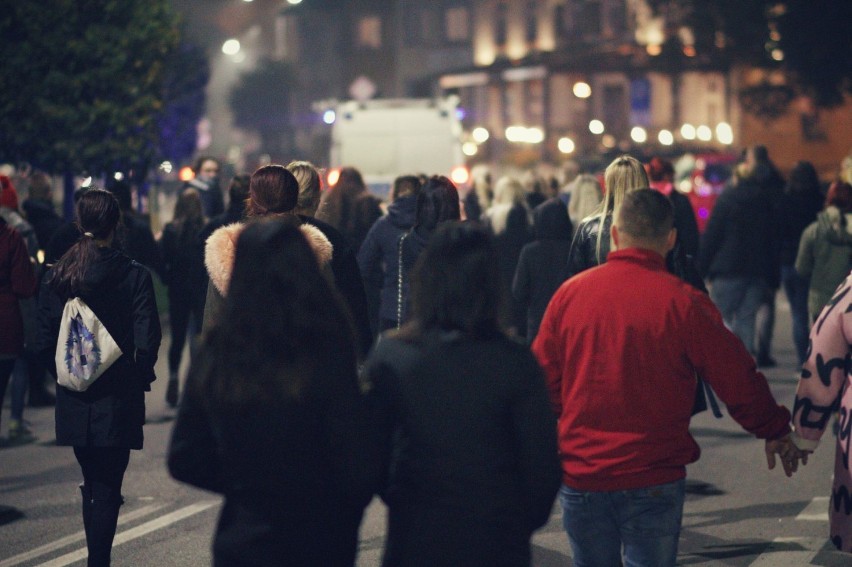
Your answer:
[357,16,382,49]
[445,6,469,42]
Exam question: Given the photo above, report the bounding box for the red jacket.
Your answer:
[0,221,37,355]
[532,248,791,491]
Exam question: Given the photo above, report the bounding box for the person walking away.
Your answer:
[169,218,377,566]
[778,161,824,365]
[106,181,164,279]
[159,189,207,407]
[512,198,573,343]
[316,166,382,254]
[358,175,422,335]
[565,156,647,279]
[287,161,373,358]
[183,156,224,218]
[566,173,602,227]
[202,165,334,331]
[795,180,852,323]
[0,214,37,444]
[365,222,560,567]
[199,174,250,244]
[396,176,461,328]
[790,272,852,553]
[699,161,779,358]
[746,146,785,367]
[35,188,161,567]
[533,189,801,567]
[21,171,63,254]
[483,176,532,337]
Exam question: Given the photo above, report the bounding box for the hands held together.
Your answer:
[765,434,810,477]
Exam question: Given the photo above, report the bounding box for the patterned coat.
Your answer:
[792,273,852,552]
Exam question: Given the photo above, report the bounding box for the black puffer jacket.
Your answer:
[36,247,161,449]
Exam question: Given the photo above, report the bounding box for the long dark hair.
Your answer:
[173,188,205,244]
[319,166,367,231]
[192,217,355,408]
[414,175,461,233]
[404,222,502,339]
[47,188,121,298]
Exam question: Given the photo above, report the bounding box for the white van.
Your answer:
[327,96,469,199]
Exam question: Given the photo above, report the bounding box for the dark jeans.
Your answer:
[0,358,15,430]
[781,265,810,366]
[756,287,777,362]
[74,446,130,567]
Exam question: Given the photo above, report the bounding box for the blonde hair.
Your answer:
[486,176,528,235]
[596,155,649,261]
[286,160,322,215]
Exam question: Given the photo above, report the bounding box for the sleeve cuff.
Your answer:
[791,430,820,451]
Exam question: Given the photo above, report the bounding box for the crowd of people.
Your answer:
[1,146,851,566]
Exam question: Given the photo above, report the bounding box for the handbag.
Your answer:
[55,297,123,392]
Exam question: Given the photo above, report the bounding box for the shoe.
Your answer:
[166,379,179,408]
[7,420,36,445]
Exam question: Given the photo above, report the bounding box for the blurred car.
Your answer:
[675,152,740,233]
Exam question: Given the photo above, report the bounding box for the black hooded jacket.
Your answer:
[512,199,573,342]
[36,247,161,449]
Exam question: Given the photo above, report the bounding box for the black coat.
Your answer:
[159,220,207,303]
[699,178,779,284]
[365,331,561,567]
[168,338,377,566]
[36,248,161,449]
[489,206,533,335]
[512,198,573,342]
[357,195,417,329]
[299,215,373,358]
[22,198,63,251]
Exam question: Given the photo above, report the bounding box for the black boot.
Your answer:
[79,484,92,548]
[86,491,123,567]
[165,378,179,408]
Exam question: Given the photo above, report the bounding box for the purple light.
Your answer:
[455,107,466,120]
[698,207,709,219]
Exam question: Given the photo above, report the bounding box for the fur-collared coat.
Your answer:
[202,221,333,330]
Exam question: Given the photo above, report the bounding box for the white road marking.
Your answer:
[32,501,218,567]
[748,537,827,566]
[796,496,830,521]
[0,504,164,567]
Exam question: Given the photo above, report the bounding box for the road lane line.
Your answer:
[0,504,164,567]
[796,496,830,521]
[34,501,218,567]
[748,537,826,566]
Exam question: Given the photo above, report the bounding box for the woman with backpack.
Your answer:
[36,188,161,567]
[159,188,207,407]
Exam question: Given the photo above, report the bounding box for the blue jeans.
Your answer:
[710,277,766,355]
[559,479,685,567]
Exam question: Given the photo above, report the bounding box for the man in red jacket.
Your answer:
[532,189,801,567]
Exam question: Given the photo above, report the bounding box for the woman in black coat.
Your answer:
[365,223,561,567]
[512,198,573,343]
[36,189,161,567]
[168,218,378,567]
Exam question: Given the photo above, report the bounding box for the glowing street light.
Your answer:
[558,137,576,154]
[680,123,696,140]
[462,142,479,156]
[322,110,336,124]
[630,126,647,143]
[716,122,734,145]
[472,127,490,144]
[696,125,712,141]
[658,129,674,146]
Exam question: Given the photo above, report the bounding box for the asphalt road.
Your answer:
[1,291,849,566]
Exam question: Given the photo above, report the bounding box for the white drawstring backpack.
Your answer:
[55,297,123,392]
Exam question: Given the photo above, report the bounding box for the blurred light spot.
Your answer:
[558,137,575,154]
[159,161,173,174]
[696,125,712,141]
[630,127,647,143]
[646,44,662,56]
[327,168,341,187]
[81,177,93,187]
[322,110,336,124]
[698,207,709,219]
[178,167,194,182]
[462,142,478,156]
[771,49,784,61]
[222,39,241,55]
[113,172,124,181]
[658,130,674,146]
[472,127,489,143]
[573,82,592,98]
[601,134,616,148]
[589,120,605,135]
[451,166,470,186]
[716,122,734,145]
[681,123,696,140]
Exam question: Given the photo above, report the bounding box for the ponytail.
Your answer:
[46,188,121,298]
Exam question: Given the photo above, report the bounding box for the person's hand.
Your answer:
[765,435,807,477]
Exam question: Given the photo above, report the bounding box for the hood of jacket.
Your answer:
[817,206,852,246]
[22,198,61,221]
[385,195,417,229]
[205,220,333,296]
[534,198,572,241]
[81,247,134,292]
